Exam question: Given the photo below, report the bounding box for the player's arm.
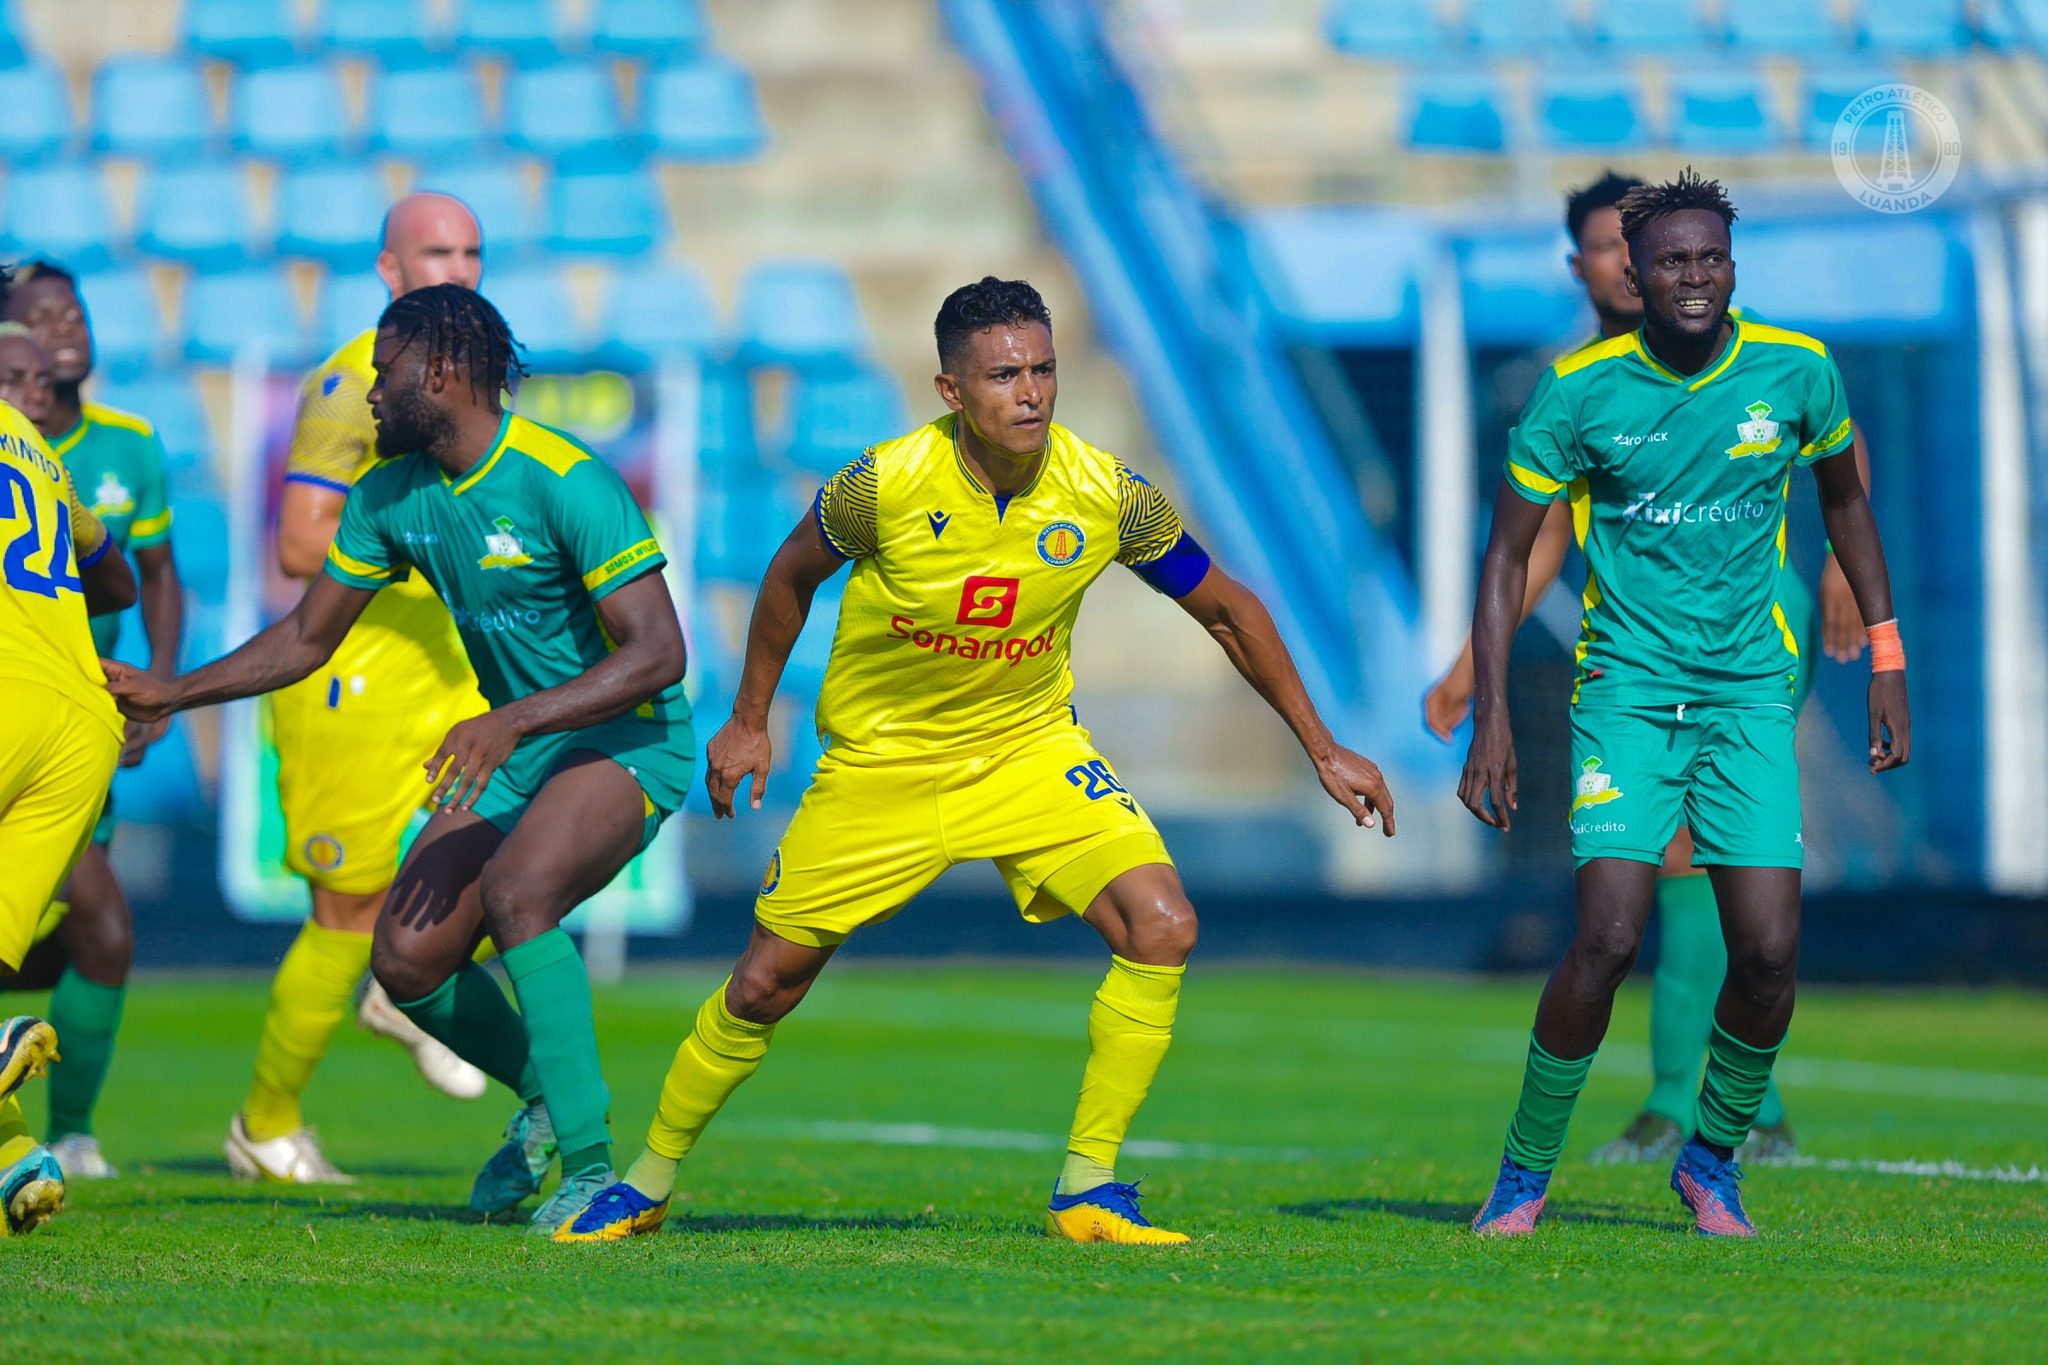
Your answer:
[276,480,348,577]
[63,467,135,614]
[276,362,369,577]
[1817,420,1874,662]
[1423,499,1573,740]
[1812,449,1909,772]
[123,442,183,764]
[1459,483,1553,829]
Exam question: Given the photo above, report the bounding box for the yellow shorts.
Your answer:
[0,679,120,971]
[754,720,1173,948]
[269,671,488,896]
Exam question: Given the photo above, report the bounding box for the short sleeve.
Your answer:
[1794,351,1855,467]
[558,460,667,602]
[125,431,173,548]
[61,462,111,569]
[286,362,372,492]
[1113,462,1211,598]
[323,478,405,590]
[1503,367,1581,503]
[814,453,879,559]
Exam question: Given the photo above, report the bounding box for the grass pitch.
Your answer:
[6,963,2045,1362]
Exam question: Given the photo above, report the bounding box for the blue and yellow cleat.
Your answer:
[1,1144,65,1237]
[1471,1154,1550,1236]
[1671,1136,1758,1237]
[1046,1178,1189,1245]
[0,1016,60,1102]
[551,1181,670,1243]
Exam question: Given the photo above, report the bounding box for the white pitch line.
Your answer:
[1776,1156,2047,1184]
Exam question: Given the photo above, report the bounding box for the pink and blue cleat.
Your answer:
[1671,1136,1758,1236]
[1471,1154,1550,1235]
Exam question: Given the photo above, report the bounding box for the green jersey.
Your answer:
[323,412,687,725]
[1505,316,1855,707]
[53,401,173,657]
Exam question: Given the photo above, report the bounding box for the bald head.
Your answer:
[376,193,482,299]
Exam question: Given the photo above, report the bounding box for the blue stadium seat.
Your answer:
[415,160,541,255]
[1590,0,1712,49]
[484,267,584,364]
[1537,70,1647,147]
[601,261,717,366]
[647,58,768,161]
[1466,0,1579,49]
[1403,72,1508,152]
[316,271,392,355]
[3,165,120,270]
[320,0,442,64]
[0,64,75,161]
[454,0,565,65]
[1723,0,1845,50]
[1860,0,1969,52]
[186,0,300,67]
[1801,64,1900,147]
[546,166,664,255]
[277,163,390,263]
[695,362,758,478]
[235,64,354,159]
[506,63,628,158]
[696,467,798,584]
[183,268,309,365]
[90,371,211,472]
[734,260,866,368]
[1982,0,2048,48]
[93,58,216,159]
[139,164,260,267]
[1670,68,1780,152]
[780,367,910,476]
[1325,0,1449,56]
[370,64,491,158]
[591,0,709,56]
[0,3,22,64]
[76,268,165,376]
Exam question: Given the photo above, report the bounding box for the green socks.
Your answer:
[501,929,611,1175]
[46,968,124,1140]
[396,963,543,1103]
[1696,1023,1784,1151]
[1647,873,1787,1131]
[1503,1033,1596,1172]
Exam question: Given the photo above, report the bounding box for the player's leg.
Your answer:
[238,886,380,1153]
[43,836,131,1178]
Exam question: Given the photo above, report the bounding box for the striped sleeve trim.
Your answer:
[325,544,396,582]
[283,471,352,494]
[128,508,173,544]
[816,454,879,558]
[1507,461,1566,498]
[61,465,110,563]
[1112,463,1187,566]
[1800,415,1854,458]
[583,537,664,595]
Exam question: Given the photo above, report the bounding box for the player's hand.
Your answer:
[705,716,773,819]
[1867,671,1910,773]
[1820,554,1866,662]
[1313,744,1396,835]
[1458,707,1518,830]
[118,715,170,768]
[426,711,523,811]
[102,659,179,724]
[1422,672,1473,742]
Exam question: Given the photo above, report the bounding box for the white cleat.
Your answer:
[47,1132,117,1179]
[225,1113,357,1185]
[357,978,487,1101]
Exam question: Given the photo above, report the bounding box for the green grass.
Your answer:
[7,965,2046,1362]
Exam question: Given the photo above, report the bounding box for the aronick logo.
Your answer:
[956,575,1020,628]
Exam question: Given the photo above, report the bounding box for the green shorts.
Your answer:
[91,788,115,847]
[467,715,695,852]
[1780,565,1818,711]
[1568,704,1802,869]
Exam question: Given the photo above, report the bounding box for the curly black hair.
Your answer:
[379,283,527,402]
[1565,171,1646,246]
[0,258,76,312]
[934,276,1051,370]
[1616,167,1738,245]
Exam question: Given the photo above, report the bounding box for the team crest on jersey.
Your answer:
[760,850,781,896]
[478,515,534,569]
[1569,757,1624,814]
[1724,400,1782,459]
[1037,520,1085,567]
[303,834,345,871]
[91,471,134,517]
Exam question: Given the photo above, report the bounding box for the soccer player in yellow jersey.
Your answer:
[556,277,1399,1245]
[0,372,137,1236]
[226,193,492,1184]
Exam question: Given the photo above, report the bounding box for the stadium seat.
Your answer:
[0,3,21,65]
[454,0,566,64]
[1670,69,1780,152]
[780,367,911,476]
[696,467,798,584]
[484,266,585,364]
[93,58,216,159]
[1465,0,1578,49]
[695,362,759,478]
[591,0,709,57]
[1589,0,1713,49]
[75,268,165,376]
[1981,0,2048,48]
[646,57,769,161]
[1402,72,1509,152]
[733,259,867,368]
[546,166,665,255]
[234,64,355,159]
[320,0,442,64]
[1722,0,1846,51]
[370,65,491,158]
[1537,70,1647,148]
[277,163,390,263]
[1859,0,1969,53]
[505,63,627,159]
[0,63,75,161]
[316,271,392,356]
[3,164,120,270]
[183,268,309,365]
[1801,64,1900,147]
[601,261,718,366]
[186,0,300,67]
[414,160,541,255]
[90,371,212,472]
[137,163,259,267]
[1325,0,1450,57]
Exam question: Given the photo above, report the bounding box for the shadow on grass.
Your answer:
[1277,1196,1677,1231]
[665,1212,944,1235]
[144,1157,457,1179]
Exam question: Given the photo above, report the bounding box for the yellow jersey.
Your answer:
[0,398,122,737]
[285,328,477,706]
[811,414,1209,763]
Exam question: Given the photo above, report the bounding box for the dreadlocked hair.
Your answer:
[1615,167,1738,244]
[379,283,527,402]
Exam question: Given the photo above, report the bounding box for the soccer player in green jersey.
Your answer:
[107,286,693,1232]
[0,262,183,1180]
[1461,171,1910,1236]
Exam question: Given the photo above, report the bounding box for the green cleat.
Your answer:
[1738,1119,1799,1166]
[1587,1110,1685,1165]
[470,1102,556,1216]
[530,1164,617,1237]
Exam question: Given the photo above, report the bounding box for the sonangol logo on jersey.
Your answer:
[478,515,534,569]
[1569,757,1624,815]
[1724,400,1782,459]
[1037,520,1086,567]
[956,575,1020,628]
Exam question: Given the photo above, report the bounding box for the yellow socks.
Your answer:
[1059,955,1184,1194]
[635,980,776,1200]
[243,920,373,1142]
[624,1148,681,1202]
[0,1094,34,1169]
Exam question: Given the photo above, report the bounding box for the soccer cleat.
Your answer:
[0,1016,60,1101]
[1046,1178,1190,1245]
[1671,1136,1758,1236]
[224,1113,356,1185]
[1737,1119,1798,1166]
[1587,1110,1685,1166]
[470,1102,556,1215]
[550,1180,670,1243]
[1,1144,65,1236]
[530,1164,617,1237]
[47,1133,116,1180]
[1471,1154,1551,1235]
[357,979,488,1101]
